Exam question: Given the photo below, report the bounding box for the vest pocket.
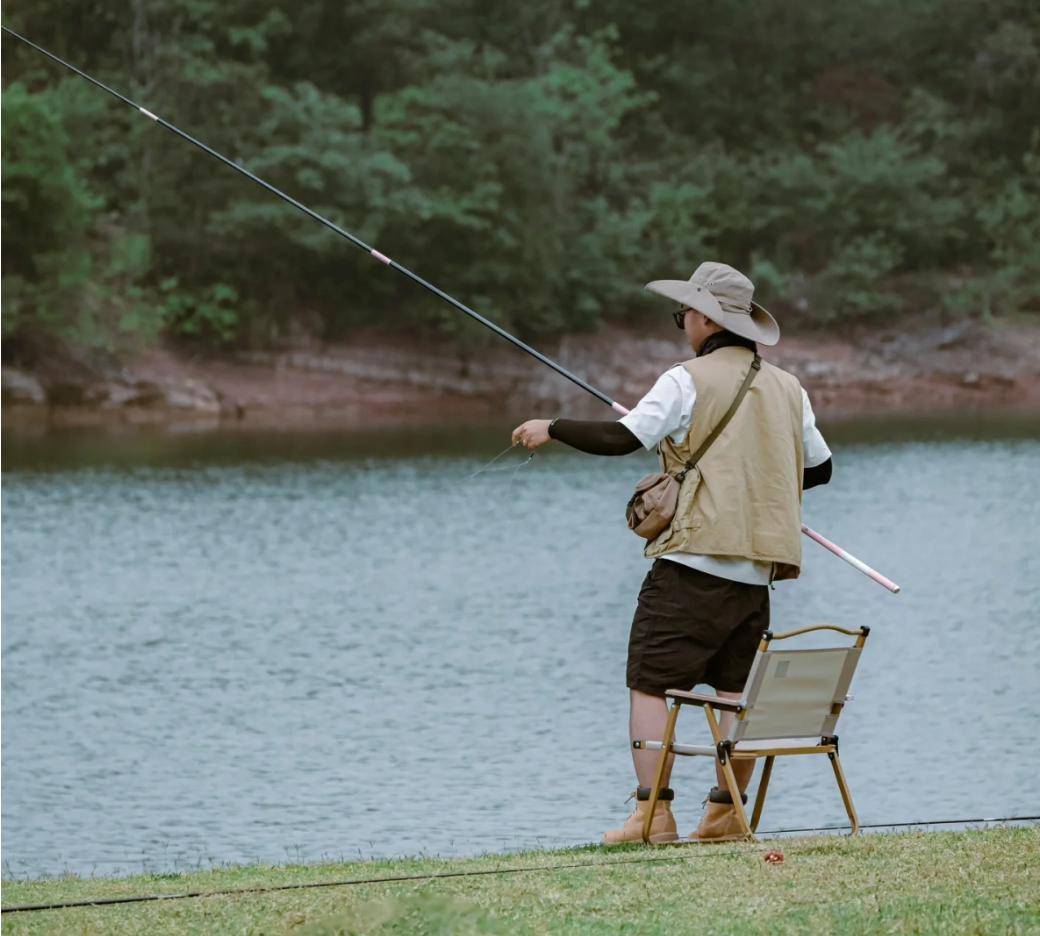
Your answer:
[671,468,703,531]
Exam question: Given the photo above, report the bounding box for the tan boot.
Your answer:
[603,788,678,845]
[690,787,751,842]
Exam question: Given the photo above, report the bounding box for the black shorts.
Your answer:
[626,559,770,696]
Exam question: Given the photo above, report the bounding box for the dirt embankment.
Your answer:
[3,319,1038,431]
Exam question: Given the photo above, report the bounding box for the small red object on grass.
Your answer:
[763,850,785,864]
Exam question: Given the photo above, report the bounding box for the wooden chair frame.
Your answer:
[638,624,869,844]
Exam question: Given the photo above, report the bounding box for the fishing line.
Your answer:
[752,815,1040,835]
[3,814,1036,914]
[466,443,534,481]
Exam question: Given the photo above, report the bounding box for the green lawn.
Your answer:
[2,828,1038,934]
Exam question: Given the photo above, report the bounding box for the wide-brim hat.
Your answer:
[645,261,780,346]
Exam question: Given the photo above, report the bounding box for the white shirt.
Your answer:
[619,364,831,586]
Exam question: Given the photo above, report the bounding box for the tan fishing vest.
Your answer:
[645,346,805,580]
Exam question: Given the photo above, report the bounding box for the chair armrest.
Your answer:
[665,689,744,712]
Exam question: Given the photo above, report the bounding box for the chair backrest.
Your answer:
[729,625,868,743]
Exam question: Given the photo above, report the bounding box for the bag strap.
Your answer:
[676,353,761,482]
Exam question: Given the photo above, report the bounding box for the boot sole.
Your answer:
[684,833,753,844]
[602,831,679,846]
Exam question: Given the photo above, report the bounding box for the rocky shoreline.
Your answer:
[3,319,1038,432]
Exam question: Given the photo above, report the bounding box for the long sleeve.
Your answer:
[548,419,643,456]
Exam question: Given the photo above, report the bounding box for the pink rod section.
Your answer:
[611,401,630,415]
[370,249,391,266]
[801,523,901,593]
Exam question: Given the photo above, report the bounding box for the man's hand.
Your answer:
[512,419,552,450]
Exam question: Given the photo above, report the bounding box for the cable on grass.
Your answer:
[3,813,1037,914]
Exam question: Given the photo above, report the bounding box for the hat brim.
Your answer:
[645,279,780,346]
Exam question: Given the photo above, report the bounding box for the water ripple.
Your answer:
[2,432,1038,877]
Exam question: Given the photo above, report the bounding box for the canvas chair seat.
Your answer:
[634,623,869,844]
[733,737,829,752]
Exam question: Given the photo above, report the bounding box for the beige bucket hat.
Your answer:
[646,261,780,346]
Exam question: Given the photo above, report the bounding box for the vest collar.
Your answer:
[697,330,757,357]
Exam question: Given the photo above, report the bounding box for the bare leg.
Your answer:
[715,689,755,792]
[629,689,673,788]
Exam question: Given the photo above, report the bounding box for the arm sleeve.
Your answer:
[803,457,832,490]
[548,419,643,456]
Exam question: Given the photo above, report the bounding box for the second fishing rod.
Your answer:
[2,25,900,592]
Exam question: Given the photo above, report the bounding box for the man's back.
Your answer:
[634,345,819,580]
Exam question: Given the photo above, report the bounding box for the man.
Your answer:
[512,261,832,844]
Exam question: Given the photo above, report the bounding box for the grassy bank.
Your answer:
[2,828,1038,934]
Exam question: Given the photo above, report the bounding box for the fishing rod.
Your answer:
[0,25,615,412]
[3,26,900,594]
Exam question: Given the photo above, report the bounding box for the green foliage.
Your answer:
[158,278,241,344]
[2,78,168,350]
[2,80,98,338]
[2,0,1038,356]
[369,27,652,338]
[972,135,1040,317]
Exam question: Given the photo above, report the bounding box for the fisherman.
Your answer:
[512,262,833,844]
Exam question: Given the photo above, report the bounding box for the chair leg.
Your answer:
[702,705,754,841]
[718,753,755,840]
[642,702,681,844]
[749,755,774,833]
[828,751,860,835]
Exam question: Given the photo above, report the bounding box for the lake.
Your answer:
[2,414,1038,878]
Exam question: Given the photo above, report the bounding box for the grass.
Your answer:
[2,828,1038,934]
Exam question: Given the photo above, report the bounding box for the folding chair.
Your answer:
[635,624,869,844]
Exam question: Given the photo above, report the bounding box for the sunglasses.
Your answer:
[672,306,692,330]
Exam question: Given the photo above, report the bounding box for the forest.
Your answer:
[3,0,1038,358]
